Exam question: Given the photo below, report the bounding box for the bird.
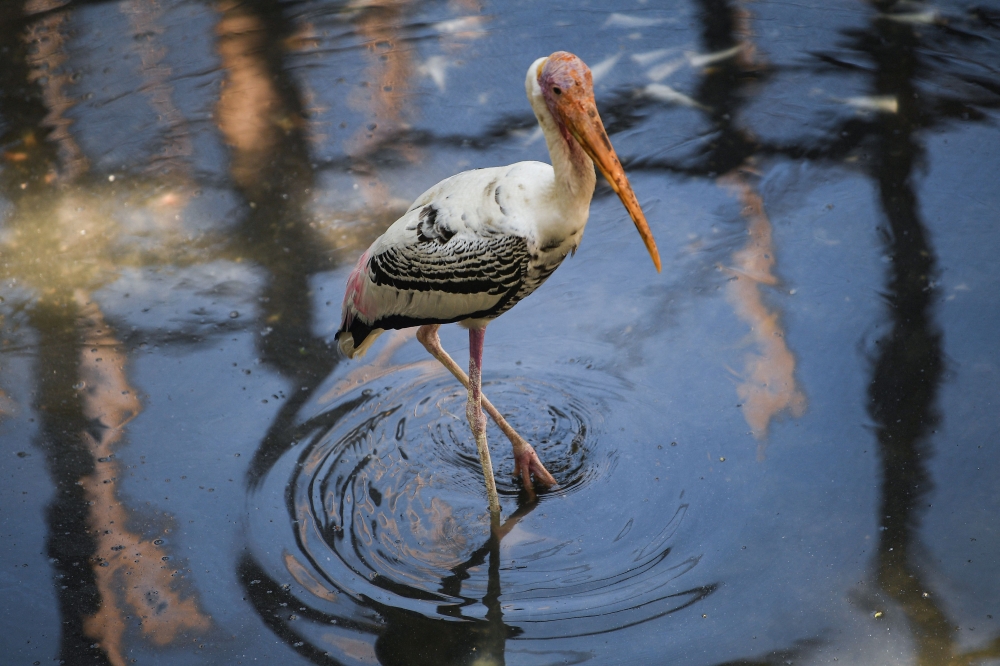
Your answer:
[337,52,661,515]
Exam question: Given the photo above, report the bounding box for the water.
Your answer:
[1,1,999,664]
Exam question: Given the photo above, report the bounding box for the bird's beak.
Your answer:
[562,101,662,272]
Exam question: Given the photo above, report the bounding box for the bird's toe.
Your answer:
[514,446,557,489]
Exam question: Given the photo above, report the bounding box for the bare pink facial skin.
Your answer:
[538,51,595,145]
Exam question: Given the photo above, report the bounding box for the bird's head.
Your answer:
[532,52,661,272]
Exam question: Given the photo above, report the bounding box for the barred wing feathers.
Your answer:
[337,183,532,357]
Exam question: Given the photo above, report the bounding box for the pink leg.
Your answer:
[417,325,556,494]
[467,327,501,514]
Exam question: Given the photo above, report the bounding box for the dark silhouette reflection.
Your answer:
[688,0,764,173]
[858,4,1000,663]
[213,0,344,485]
[6,8,95,666]
[372,511,529,666]
[27,299,109,665]
[238,503,535,665]
[0,2,60,196]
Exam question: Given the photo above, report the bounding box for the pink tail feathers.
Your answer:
[338,250,382,358]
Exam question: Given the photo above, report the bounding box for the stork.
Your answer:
[337,52,661,515]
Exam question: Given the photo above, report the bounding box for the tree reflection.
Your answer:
[691,0,806,443]
[2,0,1000,663]
[0,2,214,664]
[861,4,1000,664]
[214,0,345,485]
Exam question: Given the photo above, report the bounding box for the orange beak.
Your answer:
[557,97,662,272]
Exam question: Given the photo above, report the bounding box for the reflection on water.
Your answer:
[2,0,1000,663]
[244,362,713,661]
[710,3,805,445]
[632,0,807,442]
[73,294,210,665]
[345,0,418,209]
[721,175,806,442]
[123,0,193,181]
[861,8,1000,664]
[23,0,87,183]
[215,0,311,198]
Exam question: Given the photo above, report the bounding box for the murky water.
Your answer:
[2,1,999,664]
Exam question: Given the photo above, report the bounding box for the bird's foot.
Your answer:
[513,442,557,494]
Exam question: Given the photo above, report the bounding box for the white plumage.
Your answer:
[338,160,589,357]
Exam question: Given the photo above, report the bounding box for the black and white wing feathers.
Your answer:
[337,163,571,357]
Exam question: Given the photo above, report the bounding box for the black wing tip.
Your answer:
[336,320,373,357]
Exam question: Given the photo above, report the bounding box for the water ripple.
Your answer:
[246,361,712,656]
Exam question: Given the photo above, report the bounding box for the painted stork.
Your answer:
[337,52,661,514]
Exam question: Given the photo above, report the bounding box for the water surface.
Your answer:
[2,0,999,664]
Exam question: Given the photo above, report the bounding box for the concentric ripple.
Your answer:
[245,360,712,657]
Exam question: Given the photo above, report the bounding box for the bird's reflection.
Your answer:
[373,509,533,666]
[239,502,535,665]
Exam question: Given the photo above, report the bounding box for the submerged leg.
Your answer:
[468,326,501,515]
[417,325,556,492]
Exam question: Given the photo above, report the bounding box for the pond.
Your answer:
[1,0,999,664]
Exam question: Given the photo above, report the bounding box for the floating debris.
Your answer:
[882,10,940,25]
[632,48,675,66]
[419,55,450,92]
[647,58,686,82]
[841,95,899,114]
[644,83,709,110]
[433,15,488,37]
[604,13,669,29]
[590,54,621,83]
[688,44,744,68]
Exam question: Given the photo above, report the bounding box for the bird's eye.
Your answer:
[552,86,562,95]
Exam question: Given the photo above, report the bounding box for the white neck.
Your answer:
[525,59,597,215]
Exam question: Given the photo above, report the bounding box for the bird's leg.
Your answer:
[468,326,501,515]
[416,325,556,492]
